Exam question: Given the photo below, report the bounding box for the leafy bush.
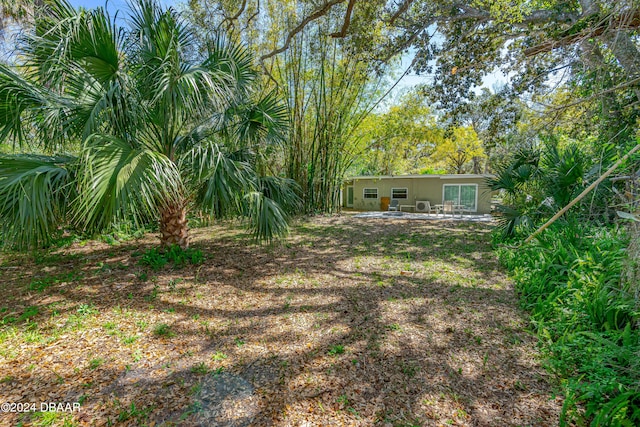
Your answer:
[153,323,174,337]
[488,143,602,238]
[497,223,640,426]
[164,244,204,267]
[139,248,168,270]
[138,245,204,270]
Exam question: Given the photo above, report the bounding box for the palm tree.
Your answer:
[0,0,299,250]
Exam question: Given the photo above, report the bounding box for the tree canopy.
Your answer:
[0,0,299,249]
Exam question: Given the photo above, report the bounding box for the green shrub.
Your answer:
[138,246,204,270]
[153,323,174,337]
[139,248,168,270]
[497,223,640,426]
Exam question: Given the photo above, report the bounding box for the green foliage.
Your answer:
[211,351,227,361]
[352,90,443,175]
[88,358,104,370]
[17,306,39,323]
[28,411,78,427]
[0,155,75,249]
[76,304,98,316]
[166,245,204,266]
[139,248,168,270]
[497,223,640,425]
[0,0,298,251]
[28,272,78,292]
[327,344,345,356]
[191,362,208,374]
[138,245,204,270]
[115,401,153,423]
[432,126,485,174]
[488,143,591,238]
[153,323,174,337]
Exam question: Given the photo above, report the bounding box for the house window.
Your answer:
[443,184,478,211]
[363,188,378,199]
[391,188,408,199]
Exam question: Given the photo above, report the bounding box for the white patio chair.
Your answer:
[423,201,438,214]
[443,200,455,216]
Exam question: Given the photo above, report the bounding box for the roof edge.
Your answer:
[345,174,495,180]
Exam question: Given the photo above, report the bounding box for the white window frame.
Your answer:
[363,188,378,199]
[391,187,408,199]
[442,183,478,212]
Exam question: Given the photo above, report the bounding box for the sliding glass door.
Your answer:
[442,184,478,211]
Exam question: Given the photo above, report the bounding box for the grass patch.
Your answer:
[88,358,104,370]
[327,344,345,356]
[153,323,174,337]
[27,272,81,292]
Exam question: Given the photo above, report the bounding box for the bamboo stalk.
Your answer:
[523,142,640,245]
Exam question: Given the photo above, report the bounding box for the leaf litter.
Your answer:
[0,215,562,426]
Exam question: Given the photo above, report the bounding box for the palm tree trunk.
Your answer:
[160,204,189,248]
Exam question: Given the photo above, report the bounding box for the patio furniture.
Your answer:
[421,201,438,214]
[388,199,399,211]
[442,200,465,216]
[443,200,465,217]
[443,200,454,215]
[399,204,415,212]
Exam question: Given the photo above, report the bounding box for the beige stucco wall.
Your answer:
[343,175,494,214]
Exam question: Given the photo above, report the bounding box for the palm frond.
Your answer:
[487,147,541,196]
[171,121,222,157]
[74,134,183,232]
[5,0,129,147]
[21,0,121,88]
[0,154,75,249]
[232,90,289,149]
[204,34,256,100]
[0,65,49,147]
[181,141,255,217]
[493,204,535,238]
[127,0,237,151]
[541,143,585,207]
[244,191,290,243]
[258,176,301,215]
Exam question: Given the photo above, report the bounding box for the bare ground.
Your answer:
[0,215,562,426]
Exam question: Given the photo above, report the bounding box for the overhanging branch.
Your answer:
[524,10,640,57]
[330,0,357,38]
[259,0,347,63]
[389,0,415,25]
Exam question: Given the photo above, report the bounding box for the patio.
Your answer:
[353,210,494,222]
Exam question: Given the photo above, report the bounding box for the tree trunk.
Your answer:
[159,204,189,248]
[604,30,640,102]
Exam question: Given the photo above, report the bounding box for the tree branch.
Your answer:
[389,0,415,25]
[229,0,248,21]
[242,0,260,32]
[330,0,357,38]
[216,0,248,31]
[260,0,347,63]
[524,10,640,57]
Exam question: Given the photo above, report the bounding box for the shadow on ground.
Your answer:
[0,216,561,426]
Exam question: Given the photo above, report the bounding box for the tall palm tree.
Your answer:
[0,0,298,250]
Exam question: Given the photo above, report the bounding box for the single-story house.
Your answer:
[343,174,494,214]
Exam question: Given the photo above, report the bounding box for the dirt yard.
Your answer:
[0,215,562,426]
